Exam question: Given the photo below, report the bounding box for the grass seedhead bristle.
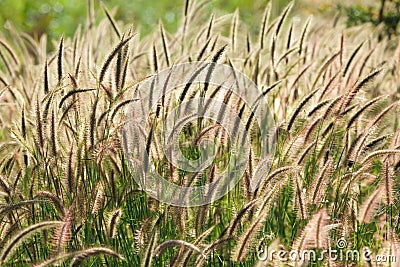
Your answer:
[57,36,64,85]
[99,36,133,85]
[101,2,121,38]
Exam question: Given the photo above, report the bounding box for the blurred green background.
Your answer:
[0,0,293,39]
[1,0,395,47]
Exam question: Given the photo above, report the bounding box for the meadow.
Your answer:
[0,0,399,266]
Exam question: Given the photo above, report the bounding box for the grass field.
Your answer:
[0,0,400,266]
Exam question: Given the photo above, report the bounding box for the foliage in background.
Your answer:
[339,0,400,38]
[0,0,292,43]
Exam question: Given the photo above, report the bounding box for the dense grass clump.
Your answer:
[0,0,399,266]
